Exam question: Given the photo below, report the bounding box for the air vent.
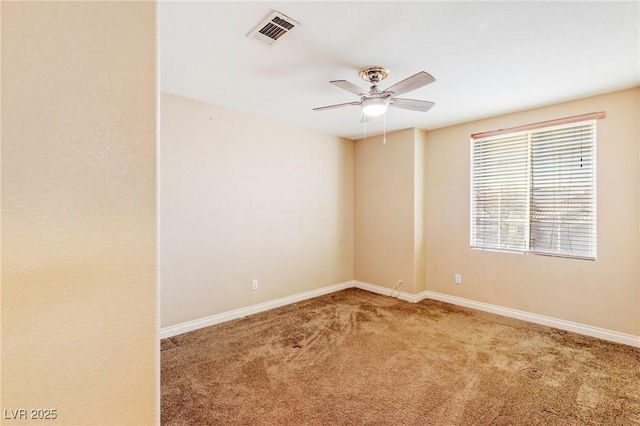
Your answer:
[248,11,300,46]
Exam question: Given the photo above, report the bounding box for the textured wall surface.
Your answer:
[354,129,419,293]
[160,93,354,328]
[423,88,640,336]
[2,2,158,424]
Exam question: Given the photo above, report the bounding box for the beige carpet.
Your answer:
[161,288,640,425]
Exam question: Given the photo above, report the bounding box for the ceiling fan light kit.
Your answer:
[314,65,435,121]
[362,98,390,117]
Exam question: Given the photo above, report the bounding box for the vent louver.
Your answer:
[248,11,300,46]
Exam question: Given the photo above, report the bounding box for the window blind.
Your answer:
[529,122,596,258]
[471,119,597,260]
[471,132,529,252]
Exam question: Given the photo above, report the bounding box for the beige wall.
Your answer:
[414,129,427,294]
[160,93,354,327]
[354,128,422,294]
[2,2,158,424]
[423,88,640,335]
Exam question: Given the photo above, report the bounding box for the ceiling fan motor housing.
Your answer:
[359,66,389,84]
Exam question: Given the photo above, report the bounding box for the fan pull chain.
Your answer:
[362,115,367,139]
[383,113,386,144]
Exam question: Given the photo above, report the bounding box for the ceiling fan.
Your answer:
[313,66,435,121]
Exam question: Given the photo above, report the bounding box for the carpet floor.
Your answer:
[161,288,640,425]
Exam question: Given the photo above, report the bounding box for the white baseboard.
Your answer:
[353,280,426,303]
[424,290,640,348]
[161,280,640,348]
[160,281,353,339]
[354,281,639,348]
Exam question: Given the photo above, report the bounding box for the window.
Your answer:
[471,114,601,260]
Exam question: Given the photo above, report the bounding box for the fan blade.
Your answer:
[390,98,435,112]
[313,101,361,111]
[330,80,369,96]
[384,71,435,96]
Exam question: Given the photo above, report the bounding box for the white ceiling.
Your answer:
[159,1,640,140]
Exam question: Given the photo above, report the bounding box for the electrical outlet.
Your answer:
[252,279,258,290]
[454,274,462,284]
